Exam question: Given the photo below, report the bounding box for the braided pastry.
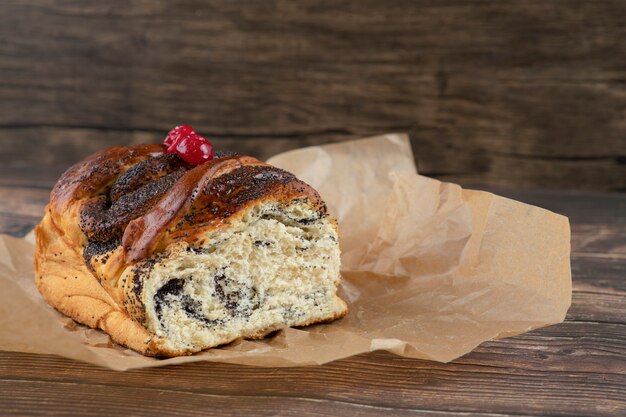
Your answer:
[34,144,347,356]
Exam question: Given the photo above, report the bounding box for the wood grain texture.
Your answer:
[1,1,625,415]
[0,167,625,416]
[0,344,624,417]
[0,1,625,190]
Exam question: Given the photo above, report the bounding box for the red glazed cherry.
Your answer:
[173,133,214,165]
[164,125,194,152]
[163,125,214,165]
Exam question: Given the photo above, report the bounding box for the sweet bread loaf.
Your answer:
[34,142,347,356]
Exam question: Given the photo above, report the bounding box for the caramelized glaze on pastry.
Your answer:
[35,144,346,356]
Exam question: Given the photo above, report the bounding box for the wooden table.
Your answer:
[1,0,624,414]
[0,168,624,416]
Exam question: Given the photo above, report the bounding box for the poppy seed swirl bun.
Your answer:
[34,144,347,356]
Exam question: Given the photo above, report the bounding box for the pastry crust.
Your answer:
[35,206,175,355]
[34,145,347,356]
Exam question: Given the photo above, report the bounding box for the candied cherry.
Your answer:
[163,125,214,165]
[174,134,214,165]
[164,125,194,152]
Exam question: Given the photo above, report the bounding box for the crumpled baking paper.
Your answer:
[0,134,571,370]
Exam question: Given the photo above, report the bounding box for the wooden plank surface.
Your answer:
[1,1,625,191]
[0,166,624,416]
[1,1,625,415]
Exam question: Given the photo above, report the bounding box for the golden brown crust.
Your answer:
[35,144,342,357]
[35,208,173,356]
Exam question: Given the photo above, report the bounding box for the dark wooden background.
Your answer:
[0,0,625,191]
[1,2,626,416]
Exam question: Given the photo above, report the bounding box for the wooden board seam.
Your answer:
[0,377,547,417]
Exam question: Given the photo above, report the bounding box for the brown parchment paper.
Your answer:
[0,134,571,371]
